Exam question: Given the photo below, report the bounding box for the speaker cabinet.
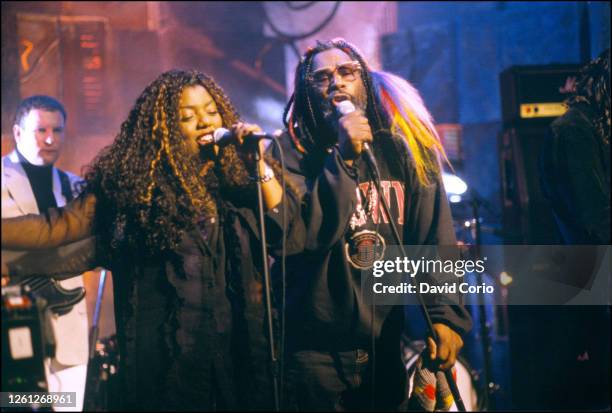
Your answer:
[498,64,581,244]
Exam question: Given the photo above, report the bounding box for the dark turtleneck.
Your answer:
[17,149,57,213]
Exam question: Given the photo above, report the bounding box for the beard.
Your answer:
[318,90,368,135]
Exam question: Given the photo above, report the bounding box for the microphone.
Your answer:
[336,99,357,117]
[212,128,275,146]
[336,101,380,179]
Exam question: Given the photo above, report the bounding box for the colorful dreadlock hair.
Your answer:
[283,37,449,185]
[371,70,450,185]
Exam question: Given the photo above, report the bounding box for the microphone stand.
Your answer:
[253,148,280,412]
[89,268,108,359]
[468,189,496,410]
[84,268,108,410]
[362,142,467,412]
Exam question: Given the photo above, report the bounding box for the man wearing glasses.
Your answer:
[274,39,471,411]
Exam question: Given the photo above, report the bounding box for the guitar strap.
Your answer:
[58,169,74,203]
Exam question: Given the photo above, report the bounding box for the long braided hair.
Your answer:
[283,39,385,155]
[283,38,448,185]
[82,69,243,256]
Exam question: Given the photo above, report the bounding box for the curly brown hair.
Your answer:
[81,69,250,256]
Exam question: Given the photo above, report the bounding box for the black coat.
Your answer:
[2,186,304,411]
[540,102,611,244]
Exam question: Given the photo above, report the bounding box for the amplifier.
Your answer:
[500,64,582,127]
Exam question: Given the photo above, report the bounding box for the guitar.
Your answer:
[16,276,85,316]
[2,238,95,317]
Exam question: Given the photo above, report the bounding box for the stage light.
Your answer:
[442,172,468,195]
[449,194,462,203]
[499,271,513,286]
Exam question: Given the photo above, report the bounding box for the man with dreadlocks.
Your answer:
[540,48,610,244]
[2,69,304,411]
[272,38,472,411]
[533,49,611,410]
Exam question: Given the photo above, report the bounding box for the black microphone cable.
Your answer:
[363,139,382,411]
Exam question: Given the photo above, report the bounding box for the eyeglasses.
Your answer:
[308,61,362,88]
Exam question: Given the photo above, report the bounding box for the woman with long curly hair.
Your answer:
[2,69,304,410]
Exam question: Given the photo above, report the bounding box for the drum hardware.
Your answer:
[84,335,119,412]
[467,189,500,410]
[448,184,504,410]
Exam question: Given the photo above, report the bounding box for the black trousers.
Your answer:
[284,348,406,412]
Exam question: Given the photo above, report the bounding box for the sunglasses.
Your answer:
[308,61,362,88]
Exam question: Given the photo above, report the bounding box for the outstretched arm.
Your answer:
[2,193,97,249]
[2,236,99,281]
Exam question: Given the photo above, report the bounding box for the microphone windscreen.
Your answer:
[213,127,230,143]
[337,100,356,116]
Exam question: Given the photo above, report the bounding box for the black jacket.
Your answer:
[271,132,472,352]
[540,103,611,244]
[2,185,304,411]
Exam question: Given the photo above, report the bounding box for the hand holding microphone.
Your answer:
[213,122,269,150]
[213,122,276,178]
[213,122,274,159]
[336,101,376,171]
[214,123,283,207]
